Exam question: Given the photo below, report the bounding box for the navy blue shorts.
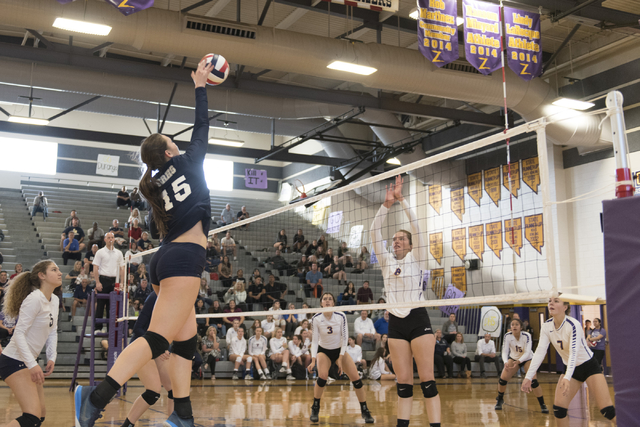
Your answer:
[148,242,206,286]
[0,354,27,380]
[388,308,433,342]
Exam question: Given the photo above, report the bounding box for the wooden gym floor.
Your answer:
[0,374,615,426]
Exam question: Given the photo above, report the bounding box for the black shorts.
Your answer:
[318,346,341,364]
[0,354,27,380]
[149,242,206,286]
[388,308,433,342]
[565,356,602,382]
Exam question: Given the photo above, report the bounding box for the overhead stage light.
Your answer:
[8,116,49,126]
[387,157,401,165]
[327,61,377,76]
[53,18,112,36]
[208,137,244,147]
[551,98,595,111]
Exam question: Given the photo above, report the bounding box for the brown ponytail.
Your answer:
[3,260,54,318]
[138,134,170,237]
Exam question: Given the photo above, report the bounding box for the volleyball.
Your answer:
[202,53,229,86]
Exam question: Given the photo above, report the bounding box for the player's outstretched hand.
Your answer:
[521,378,532,393]
[191,59,215,88]
[393,175,404,202]
[383,184,395,209]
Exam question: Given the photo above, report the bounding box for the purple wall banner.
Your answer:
[417,0,459,67]
[463,0,501,75]
[504,7,542,81]
[56,0,77,3]
[245,169,268,189]
[105,0,154,16]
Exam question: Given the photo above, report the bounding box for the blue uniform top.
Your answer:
[154,87,211,243]
[131,291,157,341]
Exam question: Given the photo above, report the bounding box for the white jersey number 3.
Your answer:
[162,175,192,211]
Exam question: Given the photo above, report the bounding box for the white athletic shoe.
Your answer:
[279,366,287,373]
[246,374,253,380]
[259,373,267,380]
[286,374,295,380]
[232,372,239,380]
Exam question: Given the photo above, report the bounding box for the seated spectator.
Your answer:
[268,300,287,328]
[0,310,16,347]
[317,234,328,253]
[199,277,212,302]
[222,300,244,328]
[327,255,347,287]
[65,260,84,290]
[206,300,226,336]
[442,313,459,344]
[294,318,310,336]
[124,241,141,271]
[368,347,395,381]
[137,232,153,252]
[87,222,105,249]
[218,256,233,288]
[269,328,293,379]
[304,262,323,298]
[195,299,208,336]
[236,206,250,230]
[61,218,86,252]
[249,268,262,286]
[0,271,6,307]
[261,315,276,340]
[248,327,271,379]
[233,269,247,287]
[201,326,221,379]
[287,334,308,375]
[9,264,22,280]
[226,319,241,348]
[229,327,250,380]
[224,281,247,311]
[372,298,387,320]
[305,239,319,257]
[475,333,501,378]
[220,231,237,261]
[340,282,357,306]
[218,204,235,227]
[284,303,299,338]
[247,276,266,311]
[134,278,152,301]
[274,229,288,252]
[264,274,286,308]
[205,238,221,272]
[354,309,377,346]
[434,329,454,378]
[353,246,370,273]
[319,247,331,270]
[356,281,373,304]
[292,229,308,254]
[133,263,148,285]
[31,191,48,220]
[338,242,353,267]
[128,208,143,228]
[451,332,471,378]
[64,210,82,228]
[62,230,83,265]
[130,187,145,210]
[346,336,367,373]
[128,218,143,241]
[109,219,126,249]
[374,310,389,341]
[117,185,132,208]
[296,255,310,283]
[84,244,100,272]
[265,249,288,275]
[71,278,91,317]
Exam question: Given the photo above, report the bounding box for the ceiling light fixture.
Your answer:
[208,137,244,147]
[409,9,419,19]
[551,98,595,111]
[8,116,49,126]
[386,157,401,165]
[327,61,377,76]
[53,18,112,36]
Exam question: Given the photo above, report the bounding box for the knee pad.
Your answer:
[397,383,414,398]
[235,356,243,364]
[352,379,363,389]
[246,356,253,364]
[167,390,174,400]
[531,379,540,389]
[171,335,197,361]
[498,378,508,386]
[421,381,438,398]
[16,413,41,427]
[553,405,568,419]
[141,389,161,406]
[316,377,327,388]
[142,331,170,359]
[600,406,615,420]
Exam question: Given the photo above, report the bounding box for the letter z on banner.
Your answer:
[463,0,501,75]
[105,0,154,16]
[417,0,459,67]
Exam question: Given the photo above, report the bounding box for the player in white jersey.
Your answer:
[288,335,307,371]
[229,328,250,380]
[269,328,294,380]
[522,297,616,424]
[495,319,548,413]
[371,175,440,427]
[0,260,61,427]
[369,347,396,381]
[307,292,374,424]
[248,327,270,380]
[346,336,367,376]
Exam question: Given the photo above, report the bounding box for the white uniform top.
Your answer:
[371,200,426,318]
[248,335,268,356]
[311,312,348,357]
[288,341,303,357]
[229,336,247,356]
[270,337,287,354]
[502,331,533,363]
[354,317,375,335]
[368,358,390,379]
[526,316,593,382]
[226,328,238,345]
[93,246,125,278]
[2,290,59,369]
[301,338,311,355]
[346,344,363,363]
[294,326,307,336]
[261,319,276,334]
[268,307,283,321]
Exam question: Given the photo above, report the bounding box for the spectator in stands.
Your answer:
[338,242,353,267]
[285,303,299,338]
[61,218,86,253]
[522,319,533,335]
[249,268,261,286]
[249,327,271,380]
[249,319,261,336]
[221,231,237,261]
[294,319,310,336]
[218,256,233,288]
[268,300,287,328]
[65,260,84,289]
[93,232,125,333]
[128,218,143,242]
[199,277,212,301]
[247,276,266,311]
[451,332,471,378]
[292,229,308,254]
[116,185,132,208]
[356,281,373,304]
[201,326,221,379]
[134,278,152,301]
[346,336,367,374]
[31,191,48,220]
[223,300,245,328]
[218,204,235,227]
[133,263,148,286]
[374,310,389,341]
[128,208,143,228]
[9,264,22,280]
[84,244,99,272]
[0,270,6,306]
[109,219,126,249]
[354,309,377,347]
[237,206,250,230]
[353,246,370,273]
[269,327,293,379]
[71,278,91,318]
[588,318,607,366]
[296,255,310,283]
[233,269,247,287]
[442,313,459,344]
[274,229,288,252]
[226,319,241,349]
[205,238,221,272]
[434,329,454,379]
[224,281,247,311]
[130,187,144,210]
[123,242,141,273]
[340,282,357,306]
[136,231,153,252]
[372,298,387,321]
[206,300,226,336]
[195,299,208,337]
[584,319,592,338]
[264,274,284,309]
[475,333,500,378]
[317,234,328,252]
[62,230,83,265]
[265,250,287,276]
[229,327,250,380]
[368,347,395,381]
[328,255,347,287]
[319,247,332,271]
[64,210,82,228]
[87,222,105,249]
[261,314,276,339]
[0,310,16,347]
[304,262,323,298]
[305,239,319,257]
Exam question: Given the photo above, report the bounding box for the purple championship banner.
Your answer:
[504,7,542,81]
[105,0,154,16]
[417,0,459,67]
[463,0,501,75]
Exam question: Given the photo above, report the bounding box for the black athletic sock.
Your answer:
[90,375,121,409]
[40,417,45,424]
[174,396,193,419]
[397,419,410,427]
[537,396,545,406]
[430,424,441,427]
[121,418,135,427]
[497,392,505,400]
[360,401,368,411]
[313,398,321,408]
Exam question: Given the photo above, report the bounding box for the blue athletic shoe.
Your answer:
[74,385,104,427]
[163,411,195,427]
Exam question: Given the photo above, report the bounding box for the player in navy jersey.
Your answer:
[75,59,215,427]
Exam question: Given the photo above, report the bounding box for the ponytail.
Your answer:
[3,260,53,318]
[138,134,170,237]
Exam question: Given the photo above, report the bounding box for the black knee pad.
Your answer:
[397,383,414,398]
[531,379,540,389]
[421,381,438,398]
[600,406,615,420]
[316,377,327,388]
[553,405,568,419]
[142,331,170,359]
[172,335,197,361]
[498,378,508,386]
[141,389,161,406]
[167,390,174,400]
[352,379,363,389]
[16,413,41,427]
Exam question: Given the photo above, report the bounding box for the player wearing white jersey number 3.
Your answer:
[306,292,374,424]
[522,296,616,425]
[371,175,440,427]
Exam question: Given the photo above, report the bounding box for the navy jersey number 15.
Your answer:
[163,175,192,211]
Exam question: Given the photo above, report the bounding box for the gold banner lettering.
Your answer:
[429,232,443,265]
[485,221,503,259]
[429,184,442,214]
[524,214,544,254]
[431,268,445,299]
[451,266,467,292]
[522,157,540,194]
[502,162,520,198]
[451,187,465,222]
[468,225,484,260]
[452,228,467,262]
[484,167,501,206]
[504,217,523,257]
[468,172,482,206]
